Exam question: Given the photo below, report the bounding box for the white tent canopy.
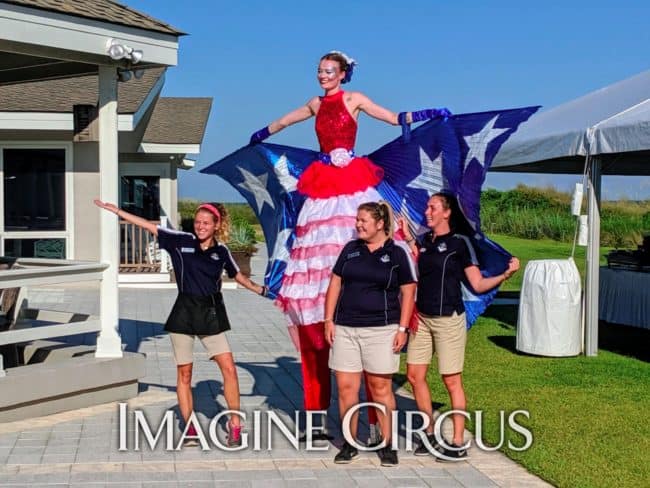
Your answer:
[491,69,650,355]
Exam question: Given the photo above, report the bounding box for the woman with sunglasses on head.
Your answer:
[94,199,267,448]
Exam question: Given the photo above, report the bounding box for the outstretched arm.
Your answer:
[250,97,318,143]
[234,272,266,296]
[464,257,520,294]
[353,92,400,125]
[93,199,158,236]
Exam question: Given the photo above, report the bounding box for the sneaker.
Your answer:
[182,424,199,447]
[298,431,333,443]
[435,442,468,462]
[227,420,242,447]
[334,441,359,464]
[377,445,399,467]
[366,423,383,448]
[414,433,441,456]
[182,437,199,447]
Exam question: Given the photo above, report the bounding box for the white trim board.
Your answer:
[0,2,179,66]
[139,143,200,154]
[0,113,137,131]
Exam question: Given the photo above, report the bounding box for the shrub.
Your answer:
[480,186,649,246]
[227,219,257,254]
[178,200,259,226]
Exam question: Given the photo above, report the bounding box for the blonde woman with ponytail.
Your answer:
[324,201,416,467]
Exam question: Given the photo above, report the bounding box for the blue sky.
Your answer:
[127,0,650,201]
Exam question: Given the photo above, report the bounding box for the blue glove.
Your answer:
[249,126,270,144]
[398,108,452,142]
[410,108,452,122]
[398,112,412,143]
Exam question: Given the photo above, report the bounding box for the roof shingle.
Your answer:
[2,0,184,35]
[0,67,165,113]
[143,97,212,145]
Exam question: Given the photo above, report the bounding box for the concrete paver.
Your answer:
[0,251,552,487]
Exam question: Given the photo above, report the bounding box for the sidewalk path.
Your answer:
[0,250,552,487]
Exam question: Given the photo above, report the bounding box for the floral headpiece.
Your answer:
[327,50,357,84]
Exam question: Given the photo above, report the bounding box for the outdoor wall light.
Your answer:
[117,68,145,83]
[106,38,143,64]
[117,68,132,82]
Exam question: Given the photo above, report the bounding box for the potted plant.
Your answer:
[227,219,257,277]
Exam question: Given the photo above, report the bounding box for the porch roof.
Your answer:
[142,97,212,145]
[0,67,165,114]
[2,0,184,35]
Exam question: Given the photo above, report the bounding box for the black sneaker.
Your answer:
[414,433,441,456]
[298,431,333,443]
[435,442,468,462]
[378,445,399,467]
[334,441,359,464]
[366,425,383,448]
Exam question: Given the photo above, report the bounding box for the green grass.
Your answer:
[396,234,650,487]
[397,313,650,487]
[487,233,611,292]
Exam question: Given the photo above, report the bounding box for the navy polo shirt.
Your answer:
[157,227,239,297]
[332,239,417,327]
[416,232,479,317]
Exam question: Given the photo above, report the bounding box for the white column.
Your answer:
[95,65,123,358]
[584,157,601,357]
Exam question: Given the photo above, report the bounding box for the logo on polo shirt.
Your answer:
[181,247,195,253]
[210,253,219,261]
[380,254,390,263]
[437,242,447,253]
[347,251,361,259]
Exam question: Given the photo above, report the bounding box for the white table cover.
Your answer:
[517,258,582,356]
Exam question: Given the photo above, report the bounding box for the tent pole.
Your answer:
[585,157,601,356]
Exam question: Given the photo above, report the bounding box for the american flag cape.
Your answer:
[201,106,538,327]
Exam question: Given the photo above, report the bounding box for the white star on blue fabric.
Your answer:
[399,194,428,235]
[463,116,509,170]
[406,147,444,194]
[461,283,480,302]
[274,155,298,193]
[237,167,275,213]
[270,228,292,265]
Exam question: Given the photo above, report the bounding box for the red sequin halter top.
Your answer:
[315,91,357,152]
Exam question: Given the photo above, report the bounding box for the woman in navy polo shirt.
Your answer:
[400,193,519,460]
[324,201,416,467]
[94,199,266,447]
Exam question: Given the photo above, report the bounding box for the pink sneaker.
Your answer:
[183,423,199,447]
[227,420,242,447]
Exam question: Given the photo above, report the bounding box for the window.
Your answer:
[1,146,70,259]
[3,149,66,231]
[4,238,66,259]
[120,175,160,220]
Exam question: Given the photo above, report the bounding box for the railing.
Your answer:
[119,216,169,273]
[0,258,108,376]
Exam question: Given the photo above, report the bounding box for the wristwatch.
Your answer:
[398,326,409,333]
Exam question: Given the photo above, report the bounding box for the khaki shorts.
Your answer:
[169,332,231,365]
[329,324,400,374]
[406,312,466,375]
